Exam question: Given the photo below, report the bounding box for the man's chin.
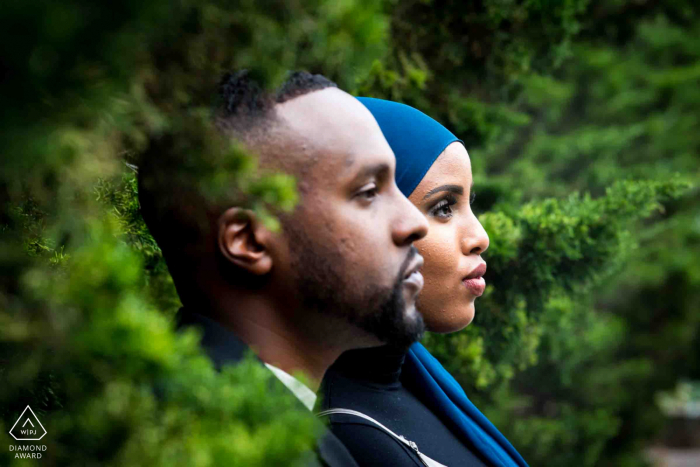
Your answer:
[404,302,421,319]
[386,309,426,348]
[353,313,425,350]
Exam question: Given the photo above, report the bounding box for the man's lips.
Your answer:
[403,255,425,294]
[404,255,424,279]
[463,262,487,296]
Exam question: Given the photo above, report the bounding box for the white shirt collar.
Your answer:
[264,363,318,411]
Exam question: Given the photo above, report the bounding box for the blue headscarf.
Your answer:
[357,97,528,467]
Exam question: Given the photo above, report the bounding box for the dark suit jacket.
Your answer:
[175,308,359,467]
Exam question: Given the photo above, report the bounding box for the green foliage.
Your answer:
[0,0,389,465]
[425,3,699,466]
[357,0,591,143]
[470,7,700,464]
[1,222,320,466]
[425,178,690,390]
[657,380,700,418]
[3,0,699,466]
[354,1,700,465]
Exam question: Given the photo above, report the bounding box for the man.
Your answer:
[137,71,429,466]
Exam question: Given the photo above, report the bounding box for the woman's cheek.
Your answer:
[415,225,459,328]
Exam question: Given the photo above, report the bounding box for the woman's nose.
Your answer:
[460,214,489,255]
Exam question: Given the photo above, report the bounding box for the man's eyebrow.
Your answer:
[423,184,465,200]
[349,162,391,183]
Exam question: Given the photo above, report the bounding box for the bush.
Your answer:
[3,1,698,465]
[0,1,388,465]
[355,1,700,465]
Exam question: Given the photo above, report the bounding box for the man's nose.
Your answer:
[392,192,429,247]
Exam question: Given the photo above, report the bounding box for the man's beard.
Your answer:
[286,224,425,349]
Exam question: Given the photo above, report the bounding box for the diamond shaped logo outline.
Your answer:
[9,405,47,441]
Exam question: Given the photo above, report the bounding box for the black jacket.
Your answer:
[318,346,489,466]
[175,308,359,467]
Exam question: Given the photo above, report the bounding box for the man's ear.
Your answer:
[217,207,273,275]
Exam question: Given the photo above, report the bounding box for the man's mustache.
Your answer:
[398,246,419,281]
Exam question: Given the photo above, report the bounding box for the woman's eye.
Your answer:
[435,202,452,217]
[430,195,457,219]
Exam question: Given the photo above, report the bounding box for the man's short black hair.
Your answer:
[274,71,337,103]
[217,70,337,129]
[210,70,338,154]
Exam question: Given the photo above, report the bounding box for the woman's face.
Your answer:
[408,142,489,333]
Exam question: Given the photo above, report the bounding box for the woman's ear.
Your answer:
[217,207,273,275]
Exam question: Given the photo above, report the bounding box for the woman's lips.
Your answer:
[463,262,487,296]
[463,276,486,296]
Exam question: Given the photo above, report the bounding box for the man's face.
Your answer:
[271,88,429,348]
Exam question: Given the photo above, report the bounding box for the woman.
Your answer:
[316,98,528,467]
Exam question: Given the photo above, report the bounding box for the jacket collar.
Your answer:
[174,306,359,467]
[175,307,259,370]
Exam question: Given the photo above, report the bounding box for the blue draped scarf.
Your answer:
[357,97,528,467]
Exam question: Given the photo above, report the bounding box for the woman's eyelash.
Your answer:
[469,191,476,205]
[430,194,457,218]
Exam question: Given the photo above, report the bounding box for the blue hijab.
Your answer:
[357,97,528,467]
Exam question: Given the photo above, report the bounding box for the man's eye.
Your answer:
[356,184,379,201]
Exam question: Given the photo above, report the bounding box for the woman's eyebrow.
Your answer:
[422,184,464,200]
